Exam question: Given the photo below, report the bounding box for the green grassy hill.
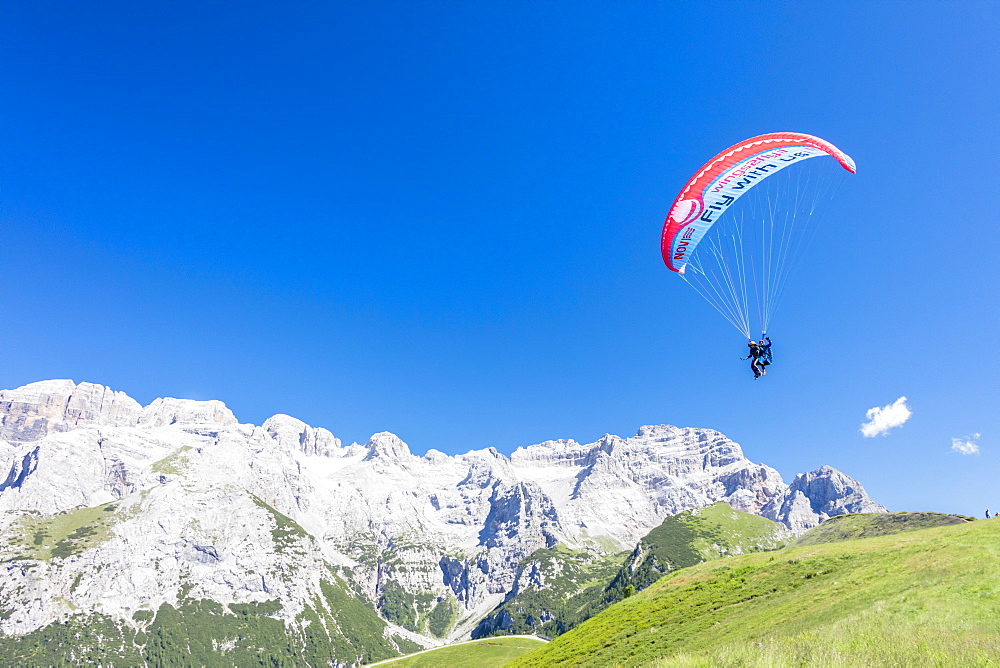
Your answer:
[368,636,546,667]
[792,511,970,546]
[509,518,1000,667]
[472,544,628,638]
[606,502,789,597]
[475,503,788,639]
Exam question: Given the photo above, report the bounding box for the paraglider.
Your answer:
[660,132,855,375]
[758,337,773,365]
[741,340,765,379]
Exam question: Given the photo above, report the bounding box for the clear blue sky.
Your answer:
[1,1,997,516]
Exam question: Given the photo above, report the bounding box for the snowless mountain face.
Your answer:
[0,380,885,645]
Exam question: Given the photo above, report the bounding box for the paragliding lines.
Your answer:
[662,133,854,340]
[676,157,849,339]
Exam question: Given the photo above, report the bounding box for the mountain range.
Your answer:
[0,380,885,663]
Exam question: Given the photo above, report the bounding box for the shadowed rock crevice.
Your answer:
[0,445,40,491]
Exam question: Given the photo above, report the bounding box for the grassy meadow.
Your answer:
[477,502,789,640]
[368,636,546,667]
[792,511,970,547]
[5,502,122,561]
[509,518,1000,666]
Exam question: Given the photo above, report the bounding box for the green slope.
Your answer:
[4,501,123,561]
[476,503,787,639]
[605,502,788,596]
[371,637,546,667]
[473,543,627,638]
[509,519,1000,667]
[792,511,970,546]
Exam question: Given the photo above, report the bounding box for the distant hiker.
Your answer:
[987,509,991,519]
[742,340,764,379]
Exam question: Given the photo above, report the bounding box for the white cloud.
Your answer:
[951,433,981,456]
[860,396,912,437]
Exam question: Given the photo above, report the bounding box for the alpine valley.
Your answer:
[0,380,885,665]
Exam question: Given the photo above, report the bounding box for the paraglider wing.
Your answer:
[661,132,856,274]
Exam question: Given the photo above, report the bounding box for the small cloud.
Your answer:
[860,396,912,438]
[951,433,981,456]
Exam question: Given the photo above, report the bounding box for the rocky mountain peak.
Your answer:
[0,380,143,441]
[0,380,242,442]
[262,414,342,457]
[137,397,237,428]
[763,466,887,533]
[595,433,624,453]
[363,431,413,461]
[789,466,882,514]
[423,448,449,463]
[510,439,585,466]
[635,424,684,440]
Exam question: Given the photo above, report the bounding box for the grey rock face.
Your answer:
[0,380,885,643]
[762,465,887,533]
[0,380,142,441]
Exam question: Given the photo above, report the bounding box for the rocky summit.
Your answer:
[0,380,885,651]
